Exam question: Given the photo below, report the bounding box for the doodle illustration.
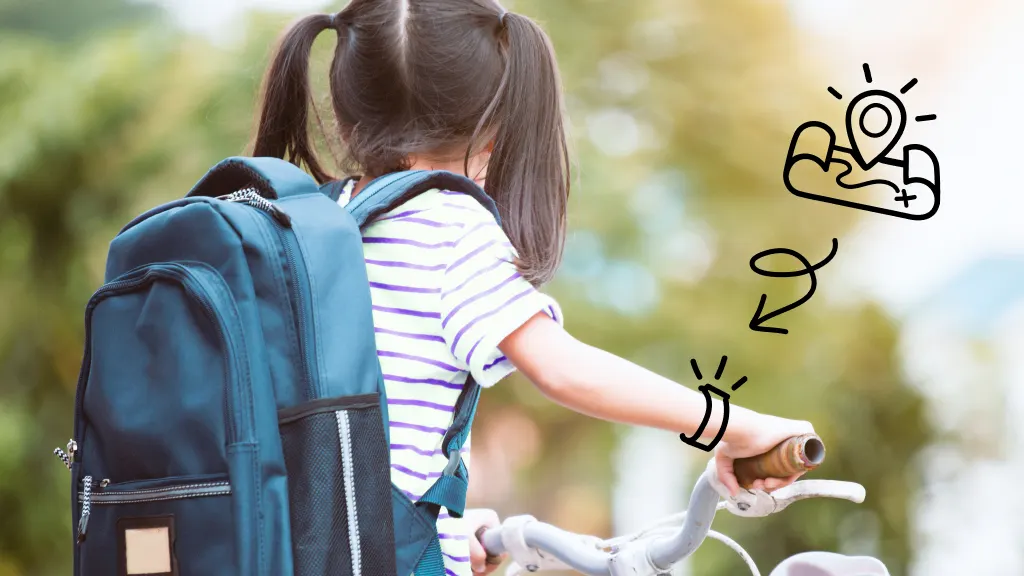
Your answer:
[678,356,747,452]
[749,238,839,335]
[783,63,940,220]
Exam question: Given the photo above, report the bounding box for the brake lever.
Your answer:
[758,479,866,512]
[704,459,866,518]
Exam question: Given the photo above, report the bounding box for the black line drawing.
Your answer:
[783,63,940,220]
[679,356,748,452]
[749,238,839,335]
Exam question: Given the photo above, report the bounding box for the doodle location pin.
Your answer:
[845,89,907,170]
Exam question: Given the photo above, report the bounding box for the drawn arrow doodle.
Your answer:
[748,238,839,335]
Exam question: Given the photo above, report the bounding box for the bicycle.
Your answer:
[480,435,890,576]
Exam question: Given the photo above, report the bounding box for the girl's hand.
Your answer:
[465,508,504,573]
[715,415,816,496]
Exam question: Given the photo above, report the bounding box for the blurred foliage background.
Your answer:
[0,0,932,574]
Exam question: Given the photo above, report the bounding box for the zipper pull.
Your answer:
[78,475,93,542]
[218,189,292,227]
[78,475,92,543]
[53,447,71,470]
[53,438,77,471]
[268,204,292,227]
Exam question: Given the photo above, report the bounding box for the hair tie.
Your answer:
[327,12,338,28]
[498,9,508,27]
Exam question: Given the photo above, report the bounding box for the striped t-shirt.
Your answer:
[338,181,563,576]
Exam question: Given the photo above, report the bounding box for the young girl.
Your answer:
[251,1,815,574]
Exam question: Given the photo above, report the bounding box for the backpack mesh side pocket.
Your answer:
[346,406,398,572]
[279,395,396,576]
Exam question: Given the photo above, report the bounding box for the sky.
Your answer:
[150,0,331,38]
[789,0,1024,315]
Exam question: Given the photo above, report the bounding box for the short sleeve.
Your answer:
[439,205,563,388]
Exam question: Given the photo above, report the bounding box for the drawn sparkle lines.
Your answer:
[691,356,747,391]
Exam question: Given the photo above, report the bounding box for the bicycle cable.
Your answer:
[706,529,760,576]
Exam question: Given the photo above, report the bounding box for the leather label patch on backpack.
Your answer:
[117,515,177,576]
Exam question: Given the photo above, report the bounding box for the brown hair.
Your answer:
[251,0,570,285]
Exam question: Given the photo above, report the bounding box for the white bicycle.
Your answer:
[480,435,889,576]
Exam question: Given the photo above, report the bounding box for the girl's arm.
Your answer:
[499,313,815,495]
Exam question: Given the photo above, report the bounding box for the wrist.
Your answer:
[721,406,762,447]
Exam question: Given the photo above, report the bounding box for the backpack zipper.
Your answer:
[78,480,231,505]
[236,201,318,402]
[221,189,317,400]
[274,220,316,400]
[75,475,230,542]
[336,411,361,575]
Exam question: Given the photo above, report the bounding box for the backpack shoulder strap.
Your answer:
[416,377,481,519]
[319,177,358,203]
[347,170,496,520]
[344,170,500,228]
[409,378,482,574]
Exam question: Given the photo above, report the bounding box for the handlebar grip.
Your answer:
[733,434,825,489]
[476,527,503,566]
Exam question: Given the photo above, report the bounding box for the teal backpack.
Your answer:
[66,157,498,575]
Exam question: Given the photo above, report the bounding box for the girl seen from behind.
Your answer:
[252,1,816,574]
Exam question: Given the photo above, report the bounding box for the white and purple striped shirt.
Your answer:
[339,181,562,576]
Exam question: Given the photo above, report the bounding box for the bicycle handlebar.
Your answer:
[480,522,609,574]
[733,434,825,489]
[480,434,829,575]
[480,473,725,575]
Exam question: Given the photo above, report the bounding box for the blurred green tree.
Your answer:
[0,17,223,576]
[0,0,161,43]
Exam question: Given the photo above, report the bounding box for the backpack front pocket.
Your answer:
[71,262,255,574]
[77,475,233,576]
[73,262,252,479]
